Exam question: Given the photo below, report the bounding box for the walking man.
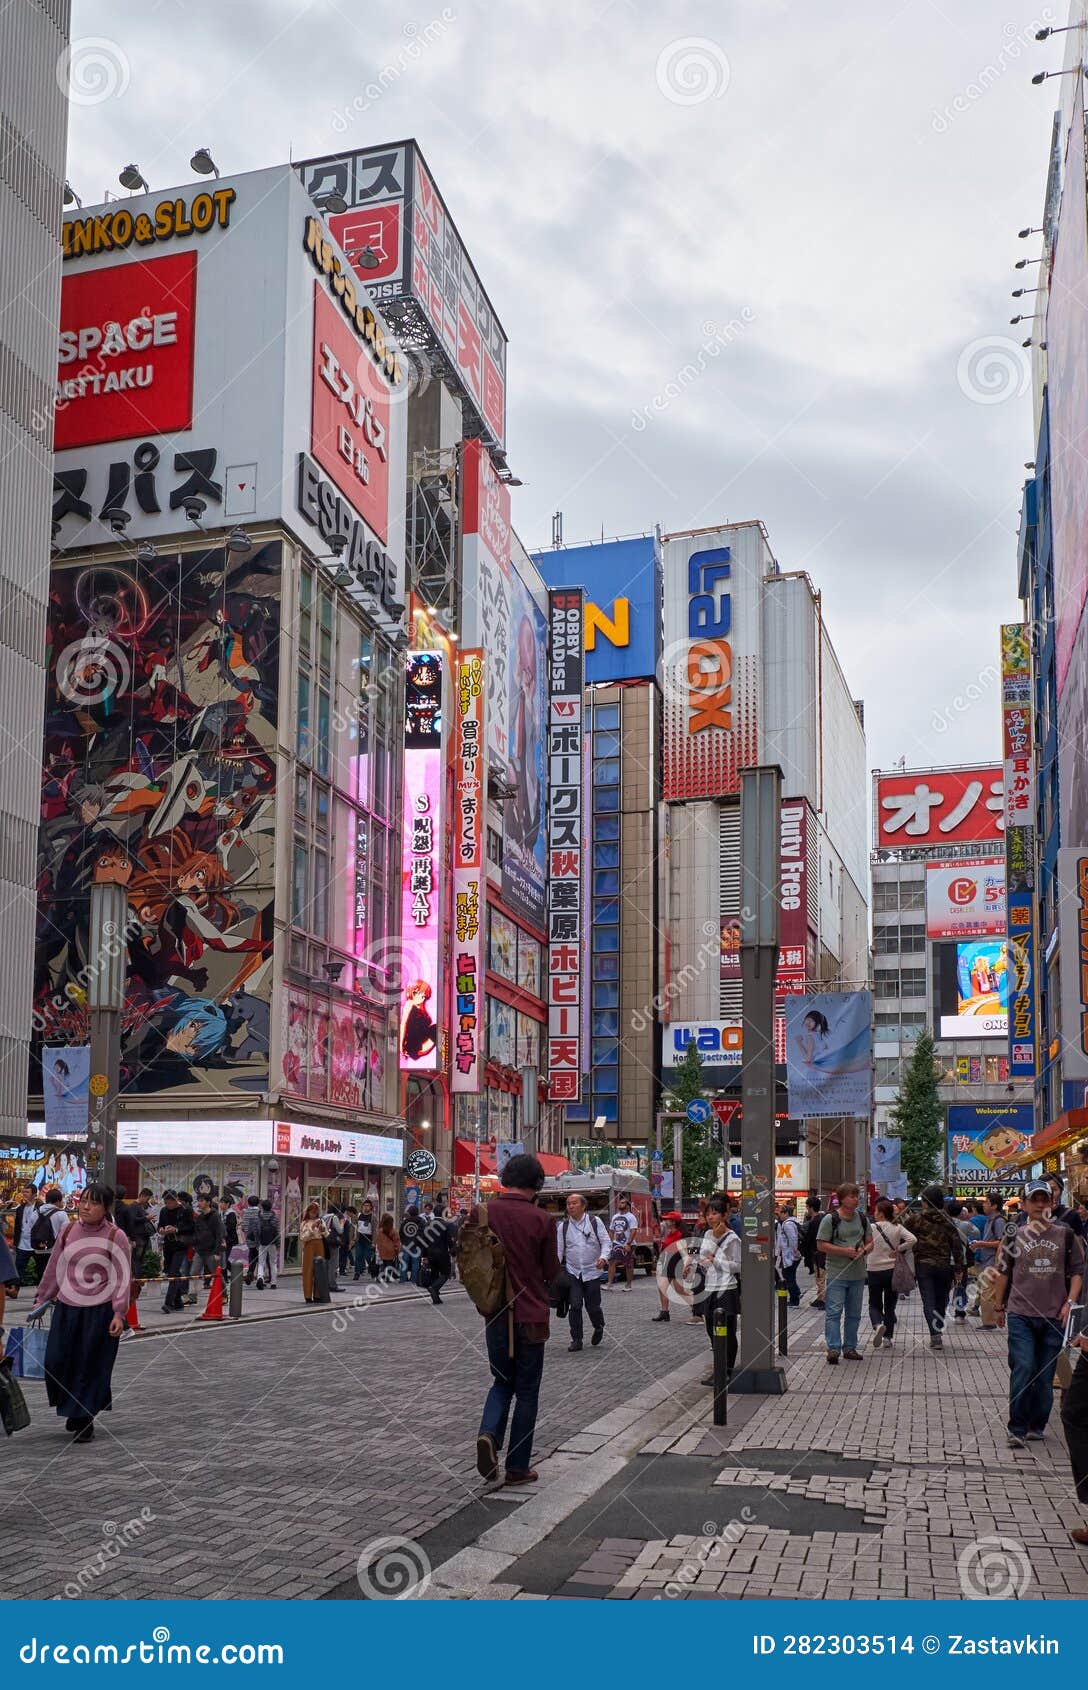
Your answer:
[606,1192,638,1291]
[800,1196,826,1308]
[473,1153,559,1488]
[817,1183,872,1364]
[11,1181,39,1283]
[256,1200,279,1289]
[994,1180,1084,1448]
[556,1194,610,1351]
[241,1195,262,1284]
[776,1203,802,1307]
[191,1196,223,1289]
[973,1192,1006,1328]
[908,1185,967,1349]
[158,1191,195,1314]
[218,1197,239,1275]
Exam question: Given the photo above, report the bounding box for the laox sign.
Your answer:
[685,547,732,733]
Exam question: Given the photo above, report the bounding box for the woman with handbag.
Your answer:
[27,1184,131,1444]
[299,1203,328,1303]
[375,1213,401,1283]
[866,1198,917,1350]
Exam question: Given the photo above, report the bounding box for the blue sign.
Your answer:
[947,1103,1034,1188]
[404,1185,422,1208]
[533,536,660,683]
[686,1098,712,1124]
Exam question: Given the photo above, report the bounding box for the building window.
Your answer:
[595,705,620,731]
[593,982,619,1008]
[594,729,620,756]
[594,814,620,841]
[593,757,621,786]
[900,968,927,997]
[874,971,899,1000]
[595,785,619,812]
[487,826,504,868]
[593,926,619,952]
[593,898,620,923]
[872,883,898,912]
[899,886,925,910]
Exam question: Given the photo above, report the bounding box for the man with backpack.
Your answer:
[11,1181,41,1282]
[994,1180,1084,1448]
[799,1196,825,1308]
[776,1203,802,1307]
[255,1200,279,1289]
[906,1185,967,1349]
[555,1193,610,1351]
[30,1186,67,1270]
[240,1195,262,1284]
[816,1184,872,1364]
[461,1153,560,1488]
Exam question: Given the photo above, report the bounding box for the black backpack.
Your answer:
[258,1212,278,1246]
[30,1207,59,1253]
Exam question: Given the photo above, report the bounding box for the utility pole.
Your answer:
[734,765,786,1395]
[86,881,127,1192]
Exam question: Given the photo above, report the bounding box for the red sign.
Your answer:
[874,766,1004,848]
[55,251,197,450]
[328,203,402,285]
[310,282,390,544]
[462,437,511,559]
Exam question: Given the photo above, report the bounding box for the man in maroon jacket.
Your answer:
[475,1153,561,1487]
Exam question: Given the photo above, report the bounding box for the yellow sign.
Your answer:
[584,597,630,652]
[89,1073,109,1097]
[63,189,236,261]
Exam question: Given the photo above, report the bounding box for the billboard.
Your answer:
[1058,846,1088,1081]
[663,1020,743,1070]
[1046,77,1088,699]
[502,547,548,928]
[533,536,661,683]
[874,766,1004,848]
[41,1045,90,1139]
[1000,624,1034,826]
[298,142,508,448]
[947,1103,1034,1189]
[310,280,390,544]
[784,992,872,1118]
[721,798,809,990]
[661,526,762,800]
[399,654,443,1072]
[546,589,585,1101]
[1002,623,1038,1080]
[452,650,486,1093]
[935,940,1009,1040]
[925,859,1006,939]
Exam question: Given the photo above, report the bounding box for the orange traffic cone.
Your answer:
[126,1296,142,1331]
[199,1266,224,1321]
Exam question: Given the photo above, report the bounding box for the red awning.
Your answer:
[452,1139,569,1179]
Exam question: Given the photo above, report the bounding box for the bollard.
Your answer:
[228,1261,244,1320]
[777,1286,789,1357]
[312,1255,331,1304]
[712,1308,730,1427]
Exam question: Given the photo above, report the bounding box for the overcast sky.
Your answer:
[66,0,1058,774]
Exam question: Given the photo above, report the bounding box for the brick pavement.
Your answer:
[0,1275,705,1600]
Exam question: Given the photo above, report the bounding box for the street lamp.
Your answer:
[87,882,128,1190]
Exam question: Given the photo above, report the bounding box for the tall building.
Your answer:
[871,763,1033,1197]
[0,0,70,1135]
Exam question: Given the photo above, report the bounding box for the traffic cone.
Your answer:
[199,1266,224,1321]
[126,1296,141,1331]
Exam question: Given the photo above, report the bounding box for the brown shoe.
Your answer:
[504,1468,538,1486]
[843,1349,863,1361]
[1071,1527,1088,1548]
[476,1433,498,1482]
[826,1351,839,1365]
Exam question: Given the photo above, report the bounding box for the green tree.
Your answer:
[890,1030,945,1194]
[661,1040,721,1198]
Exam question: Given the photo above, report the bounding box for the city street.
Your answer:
[5,1271,1087,1603]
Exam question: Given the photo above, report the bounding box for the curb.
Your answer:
[122,1284,469,1341]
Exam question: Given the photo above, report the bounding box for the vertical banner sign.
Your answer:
[1057,847,1088,1081]
[1001,624,1038,1080]
[452,650,486,1093]
[400,653,444,1072]
[546,589,585,1101]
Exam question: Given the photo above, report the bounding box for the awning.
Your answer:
[452,1139,570,1179]
[1003,1108,1088,1172]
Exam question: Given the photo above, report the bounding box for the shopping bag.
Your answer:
[3,1325,47,1381]
[891,1250,916,1296]
[0,1357,31,1434]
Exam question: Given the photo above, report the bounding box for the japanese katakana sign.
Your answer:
[874,766,1004,848]
[546,589,584,1102]
[452,650,486,1094]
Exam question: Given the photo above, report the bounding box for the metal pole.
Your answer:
[735,766,786,1395]
[672,1122,684,1209]
[86,882,127,1192]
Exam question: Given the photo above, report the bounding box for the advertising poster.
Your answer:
[452,649,486,1093]
[328,1000,363,1111]
[41,1045,90,1139]
[873,766,1004,847]
[501,558,548,929]
[280,987,310,1098]
[1002,623,1038,1081]
[925,859,1006,940]
[533,534,661,684]
[546,587,585,1101]
[947,1103,1034,1190]
[1047,77,1088,699]
[0,1142,88,1206]
[489,909,517,982]
[784,991,873,1119]
[400,651,443,1072]
[937,940,1009,1039]
[461,439,512,767]
[869,1136,902,1190]
[1058,846,1088,1081]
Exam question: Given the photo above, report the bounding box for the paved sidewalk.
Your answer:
[416,1289,1088,1602]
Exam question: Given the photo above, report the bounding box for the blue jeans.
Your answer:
[824,1277,864,1353]
[480,1319,545,1475]
[782,1260,801,1306]
[1007,1313,1065,1436]
[399,1249,420,1283]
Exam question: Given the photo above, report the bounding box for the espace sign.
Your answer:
[662,525,761,800]
[56,251,197,451]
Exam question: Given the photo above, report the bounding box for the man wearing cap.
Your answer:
[993,1180,1084,1449]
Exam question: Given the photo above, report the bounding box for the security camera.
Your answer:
[107,508,131,534]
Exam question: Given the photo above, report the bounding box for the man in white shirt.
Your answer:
[693,1194,742,1384]
[556,1195,610,1351]
[605,1194,639,1291]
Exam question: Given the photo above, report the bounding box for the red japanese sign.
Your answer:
[874,767,1004,848]
[310,282,390,544]
[55,251,197,451]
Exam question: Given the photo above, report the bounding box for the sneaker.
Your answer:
[813,1299,826,1310]
[256,1279,265,1290]
[930,1335,943,1349]
[953,1310,966,1321]
[1026,1430,1045,1442]
[476,1433,499,1482]
[622,1284,632,1292]
[826,1351,839,1365]
[591,1328,603,1346]
[872,1323,885,1350]
[568,1340,583,1352]
[843,1349,863,1361]
[651,1311,670,1323]
[1007,1432,1026,1449]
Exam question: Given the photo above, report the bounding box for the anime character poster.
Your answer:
[33,543,280,1099]
[0,1142,87,1207]
[947,1104,1034,1189]
[42,1044,90,1138]
[500,568,547,929]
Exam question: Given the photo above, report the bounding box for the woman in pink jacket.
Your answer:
[29,1184,131,1444]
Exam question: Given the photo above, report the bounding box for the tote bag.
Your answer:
[3,1325,48,1381]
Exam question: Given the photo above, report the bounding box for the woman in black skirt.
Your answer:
[29,1184,131,1444]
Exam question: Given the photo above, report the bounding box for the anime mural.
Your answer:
[33,542,281,1098]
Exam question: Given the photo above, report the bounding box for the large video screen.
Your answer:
[936,940,1008,1040]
